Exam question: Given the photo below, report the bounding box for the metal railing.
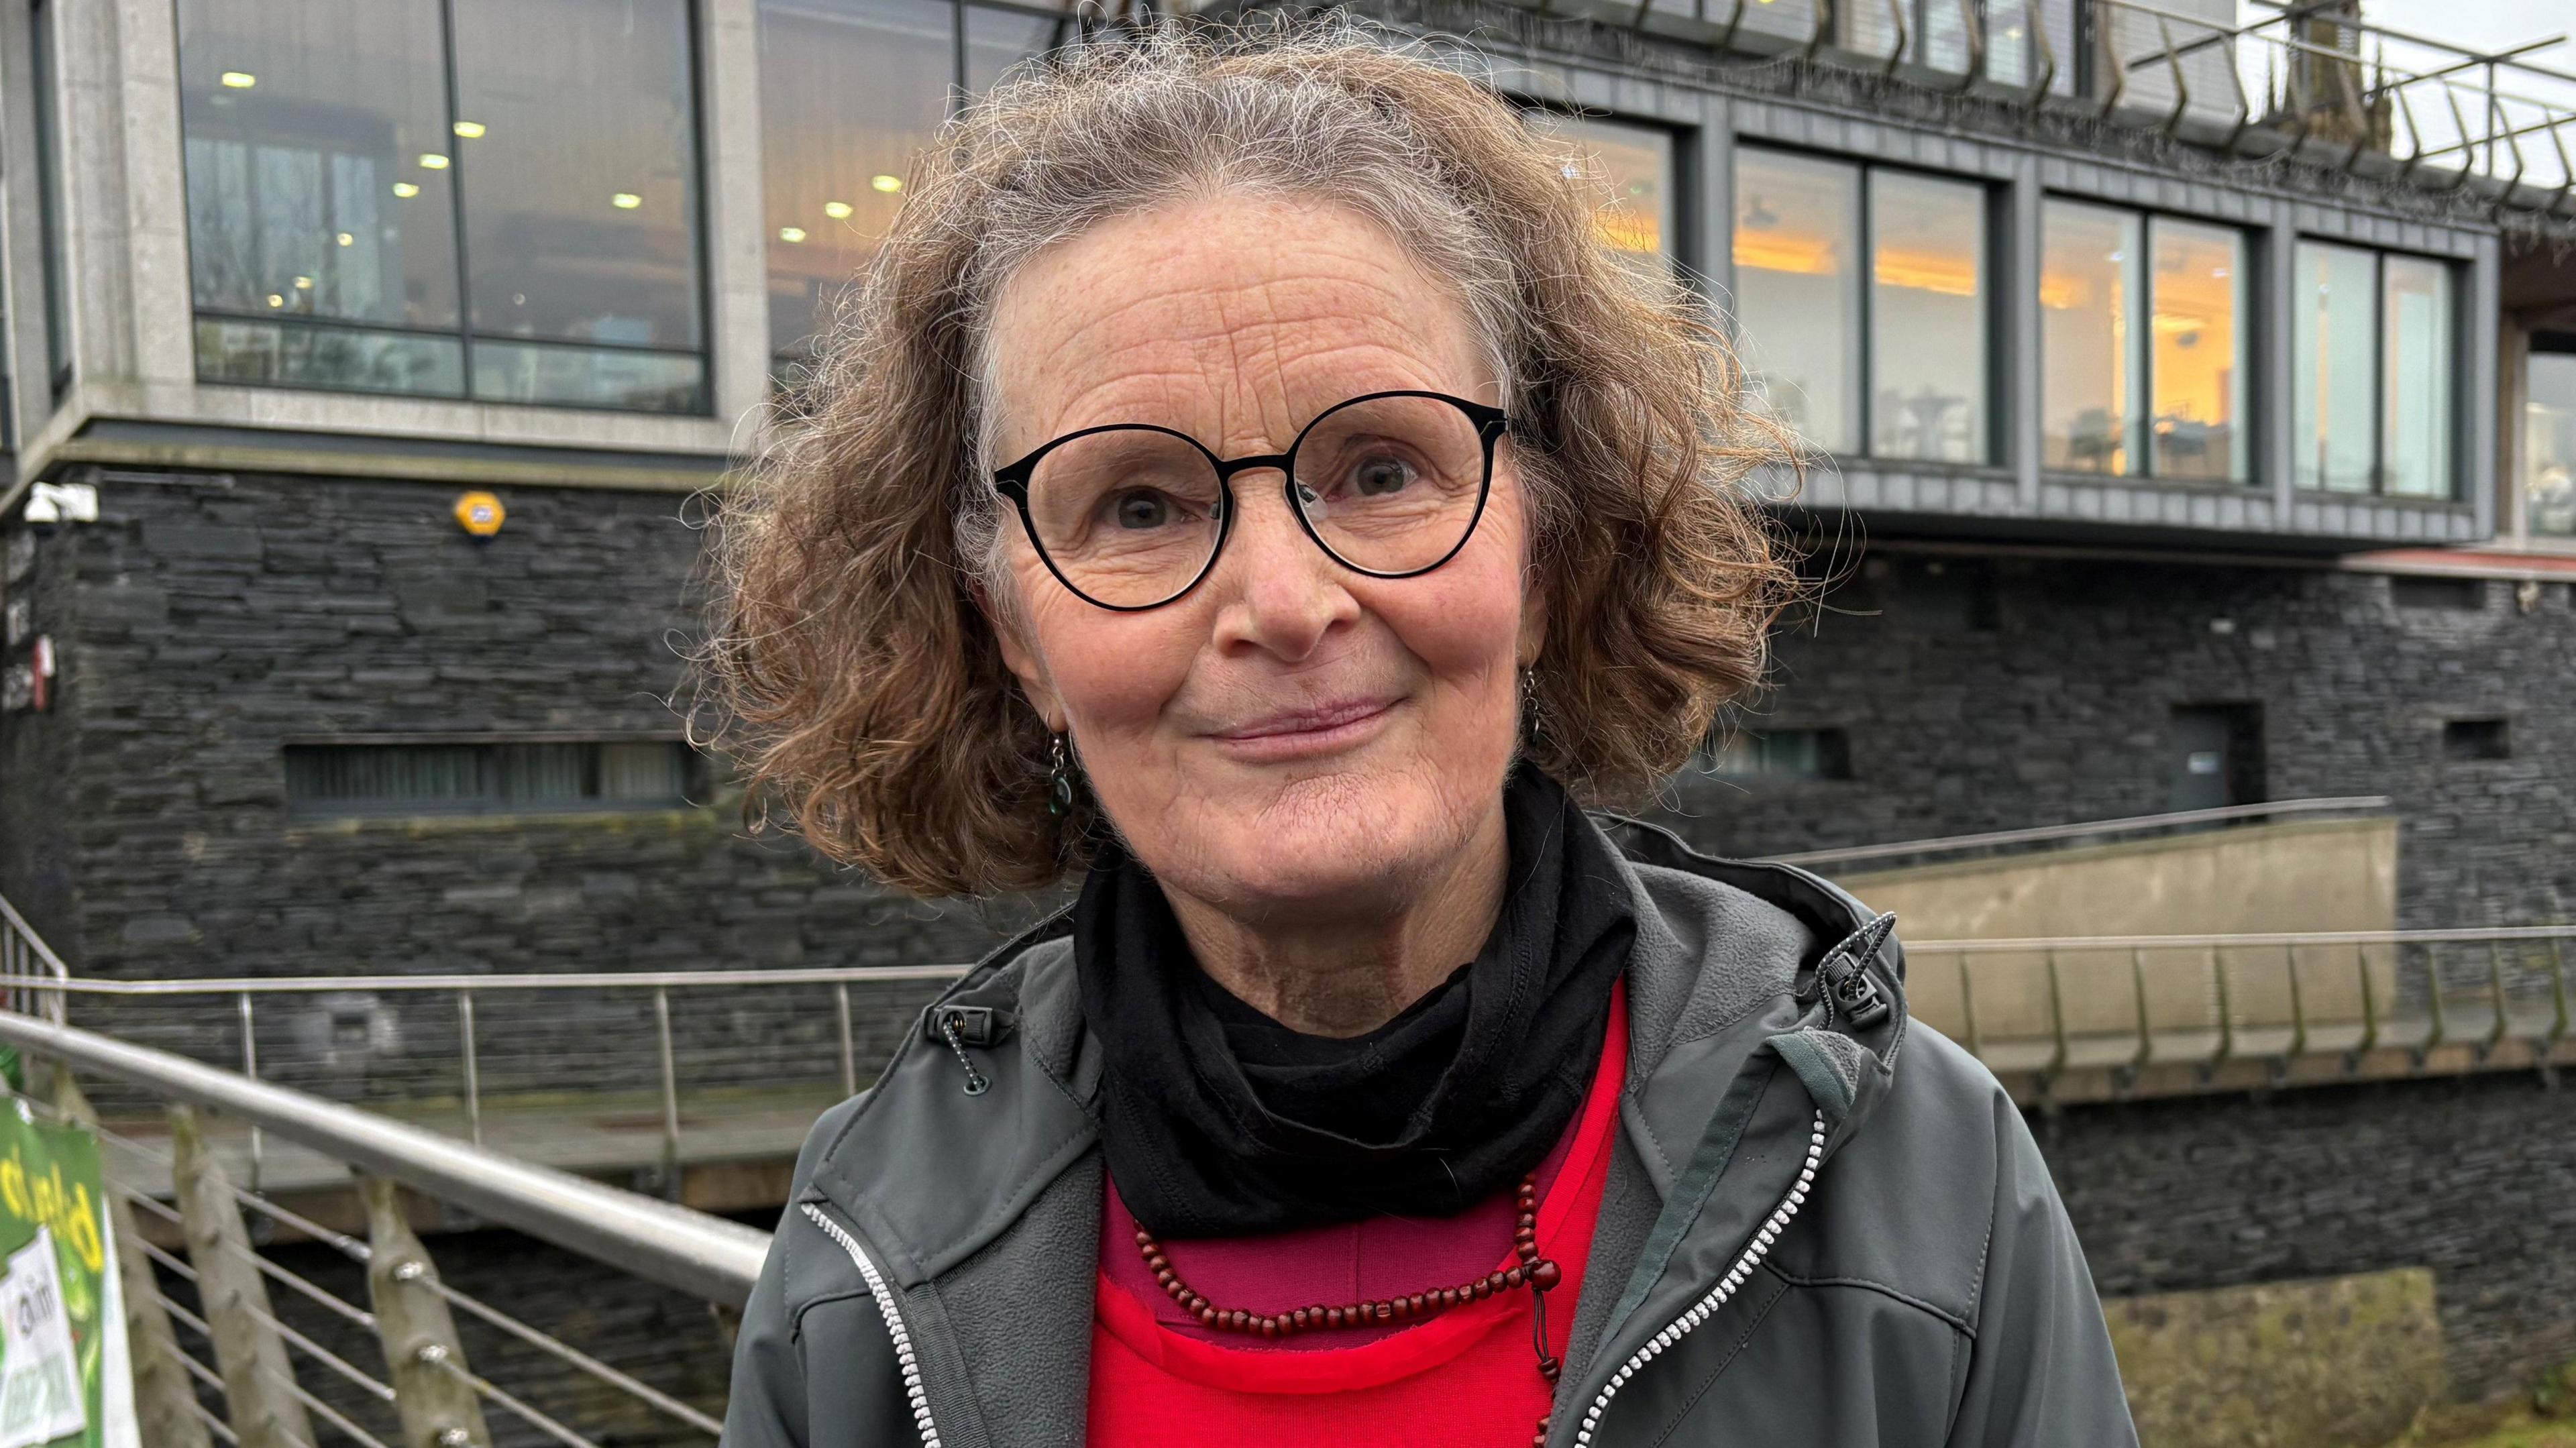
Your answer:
[6,964,973,1192]
[0,1007,763,1448]
[1765,794,2392,871]
[1466,0,2576,218]
[1907,925,2576,1085]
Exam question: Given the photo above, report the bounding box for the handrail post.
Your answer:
[2356,942,2380,1054]
[1957,954,1982,1059]
[52,1073,211,1448]
[2043,950,2068,1078]
[362,1177,494,1448]
[458,991,481,1149]
[2130,946,2153,1069]
[237,993,262,1192]
[2425,941,2452,1051]
[2284,944,2307,1058]
[2484,942,2511,1057]
[170,1105,315,1448]
[2210,947,2235,1065]
[2546,938,2570,1054]
[836,983,857,1099]
[654,987,681,1199]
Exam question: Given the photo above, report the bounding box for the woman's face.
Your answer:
[985,194,1542,924]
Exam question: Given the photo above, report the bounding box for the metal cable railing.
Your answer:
[0,1011,761,1447]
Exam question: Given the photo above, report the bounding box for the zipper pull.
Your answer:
[1815,912,1896,1031]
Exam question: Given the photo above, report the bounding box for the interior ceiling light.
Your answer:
[451,120,486,138]
[870,174,903,193]
[611,192,643,209]
[220,71,256,88]
[392,182,421,199]
[419,153,451,170]
[336,231,354,247]
[294,276,313,289]
[266,294,284,308]
[779,226,808,243]
[822,201,853,219]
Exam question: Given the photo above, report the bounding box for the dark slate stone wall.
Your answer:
[0,467,1044,1100]
[1652,555,2576,928]
[2041,1071,2576,1401]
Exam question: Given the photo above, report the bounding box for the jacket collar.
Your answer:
[797,819,1912,1448]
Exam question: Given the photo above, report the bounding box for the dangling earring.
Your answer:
[1047,734,1074,819]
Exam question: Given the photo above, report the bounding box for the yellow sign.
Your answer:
[453,491,506,537]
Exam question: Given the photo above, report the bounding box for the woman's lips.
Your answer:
[1209,698,1399,761]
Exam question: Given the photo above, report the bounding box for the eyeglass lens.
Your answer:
[1018,394,1491,609]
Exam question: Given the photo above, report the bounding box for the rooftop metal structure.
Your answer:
[1439,0,2576,222]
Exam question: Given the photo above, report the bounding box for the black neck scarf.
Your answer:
[1075,769,1636,1239]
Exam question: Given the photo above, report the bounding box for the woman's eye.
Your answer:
[1112,490,1173,529]
[1350,456,1415,497]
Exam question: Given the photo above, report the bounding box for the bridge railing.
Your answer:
[1907,925,2576,1095]
[9,964,975,1195]
[0,1007,762,1448]
[1452,0,2576,217]
[1762,795,2393,873]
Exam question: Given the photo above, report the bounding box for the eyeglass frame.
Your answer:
[989,388,1512,612]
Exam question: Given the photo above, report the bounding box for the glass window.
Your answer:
[2294,241,2457,500]
[1870,171,1987,463]
[761,0,952,364]
[1529,114,1674,288]
[2381,255,2452,499]
[1733,150,1862,454]
[2294,241,2378,494]
[283,739,696,819]
[177,0,466,396]
[451,0,704,410]
[759,0,1071,368]
[2526,351,2576,537]
[966,4,1076,96]
[174,0,707,412]
[2040,201,2141,474]
[2148,219,2243,482]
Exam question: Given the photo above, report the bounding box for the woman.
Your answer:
[709,24,2135,1448]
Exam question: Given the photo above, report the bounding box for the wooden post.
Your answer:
[168,1105,315,1448]
[49,1073,211,1448]
[360,1177,492,1448]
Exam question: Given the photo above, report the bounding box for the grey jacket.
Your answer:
[721,818,2140,1447]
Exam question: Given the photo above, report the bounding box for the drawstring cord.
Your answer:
[941,1015,991,1096]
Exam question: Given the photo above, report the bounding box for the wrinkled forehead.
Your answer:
[984,194,1495,463]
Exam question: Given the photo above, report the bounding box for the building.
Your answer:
[0,0,2568,1001]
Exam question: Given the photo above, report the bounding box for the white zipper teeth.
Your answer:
[802,1202,942,1448]
[1571,1112,1828,1448]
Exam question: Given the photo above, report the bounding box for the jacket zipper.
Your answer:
[801,1202,942,1448]
[1570,1111,1829,1447]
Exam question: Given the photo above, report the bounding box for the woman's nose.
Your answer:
[1206,469,1358,661]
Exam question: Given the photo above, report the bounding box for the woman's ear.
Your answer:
[975,579,1068,732]
[1517,572,1549,669]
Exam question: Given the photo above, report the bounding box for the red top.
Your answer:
[1087,979,1630,1445]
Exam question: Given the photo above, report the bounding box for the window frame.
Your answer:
[2292,237,2461,502]
[2038,195,2253,486]
[759,0,1092,376]
[1732,143,2004,469]
[173,0,718,416]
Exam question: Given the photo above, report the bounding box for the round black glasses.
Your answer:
[991,390,1511,612]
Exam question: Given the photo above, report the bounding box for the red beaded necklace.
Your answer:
[1130,1172,1566,1443]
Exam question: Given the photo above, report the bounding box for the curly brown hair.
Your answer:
[697,18,1801,898]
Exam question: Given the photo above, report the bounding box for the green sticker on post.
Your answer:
[0,1100,136,1448]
